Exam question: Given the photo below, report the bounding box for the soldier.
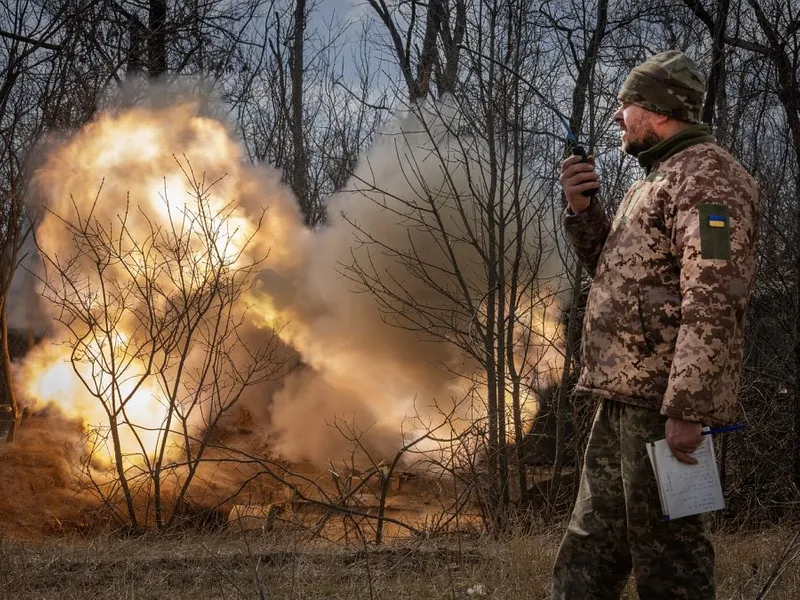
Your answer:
[552,51,759,599]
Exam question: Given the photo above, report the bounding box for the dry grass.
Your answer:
[0,526,797,599]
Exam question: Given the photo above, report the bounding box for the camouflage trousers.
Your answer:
[552,398,715,599]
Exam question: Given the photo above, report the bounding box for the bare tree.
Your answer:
[683,0,800,493]
[338,0,602,531]
[289,0,310,222]
[0,0,96,441]
[35,163,288,528]
[365,0,454,101]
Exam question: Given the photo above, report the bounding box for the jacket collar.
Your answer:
[637,124,716,173]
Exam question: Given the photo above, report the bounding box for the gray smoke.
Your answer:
[13,88,567,468]
[267,97,568,462]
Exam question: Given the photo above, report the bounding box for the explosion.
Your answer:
[17,100,304,471]
[11,91,568,482]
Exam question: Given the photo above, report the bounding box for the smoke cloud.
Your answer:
[12,88,567,470]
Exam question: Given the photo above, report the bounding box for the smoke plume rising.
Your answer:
[13,89,567,471]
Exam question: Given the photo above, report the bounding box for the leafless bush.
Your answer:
[34,159,289,529]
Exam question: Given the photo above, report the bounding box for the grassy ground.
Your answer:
[0,527,797,599]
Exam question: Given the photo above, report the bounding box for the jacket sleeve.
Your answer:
[660,169,758,424]
[562,197,612,278]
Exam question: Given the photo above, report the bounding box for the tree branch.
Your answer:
[0,28,62,51]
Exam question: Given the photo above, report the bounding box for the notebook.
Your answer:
[646,432,724,521]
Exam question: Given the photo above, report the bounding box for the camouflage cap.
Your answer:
[617,51,706,124]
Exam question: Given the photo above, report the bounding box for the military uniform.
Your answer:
[552,51,759,599]
[552,401,715,599]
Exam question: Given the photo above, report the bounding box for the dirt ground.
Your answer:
[0,418,797,599]
[0,528,798,599]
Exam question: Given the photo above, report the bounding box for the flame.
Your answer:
[16,341,167,464]
[19,93,567,475]
[24,100,306,468]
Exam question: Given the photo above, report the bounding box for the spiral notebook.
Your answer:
[646,432,724,521]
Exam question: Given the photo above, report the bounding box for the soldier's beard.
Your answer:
[621,122,661,157]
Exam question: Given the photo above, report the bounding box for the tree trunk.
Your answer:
[290,0,311,223]
[679,1,730,138]
[365,0,445,101]
[148,0,168,77]
[110,411,139,529]
[128,18,147,75]
[437,0,465,96]
[567,0,607,139]
[1,306,19,442]
[794,174,800,490]
[701,0,729,132]
[548,262,582,514]
[0,51,20,123]
[415,0,445,100]
[738,0,800,490]
[550,0,607,513]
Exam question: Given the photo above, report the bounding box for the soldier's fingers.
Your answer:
[562,175,599,193]
[570,170,599,183]
[560,167,598,187]
[574,181,600,193]
[673,450,698,465]
[562,161,596,176]
[561,155,586,169]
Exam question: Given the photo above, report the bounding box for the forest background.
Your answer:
[0,0,798,597]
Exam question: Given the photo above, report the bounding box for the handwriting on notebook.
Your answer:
[647,434,724,521]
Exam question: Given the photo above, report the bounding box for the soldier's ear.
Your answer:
[653,113,670,125]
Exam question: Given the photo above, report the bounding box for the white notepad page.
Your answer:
[647,433,724,521]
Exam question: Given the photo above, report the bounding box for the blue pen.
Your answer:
[703,423,747,435]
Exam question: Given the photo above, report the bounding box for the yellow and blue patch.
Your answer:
[699,204,730,260]
[708,214,726,228]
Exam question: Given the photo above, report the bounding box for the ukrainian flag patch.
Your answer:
[699,203,731,260]
[708,215,726,228]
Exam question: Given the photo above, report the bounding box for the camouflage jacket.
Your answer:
[564,133,759,424]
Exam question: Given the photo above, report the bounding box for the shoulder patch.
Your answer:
[699,203,730,260]
[645,171,666,182]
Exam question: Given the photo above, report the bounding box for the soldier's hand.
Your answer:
[665,417,704,465]
[560,154,600,214]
